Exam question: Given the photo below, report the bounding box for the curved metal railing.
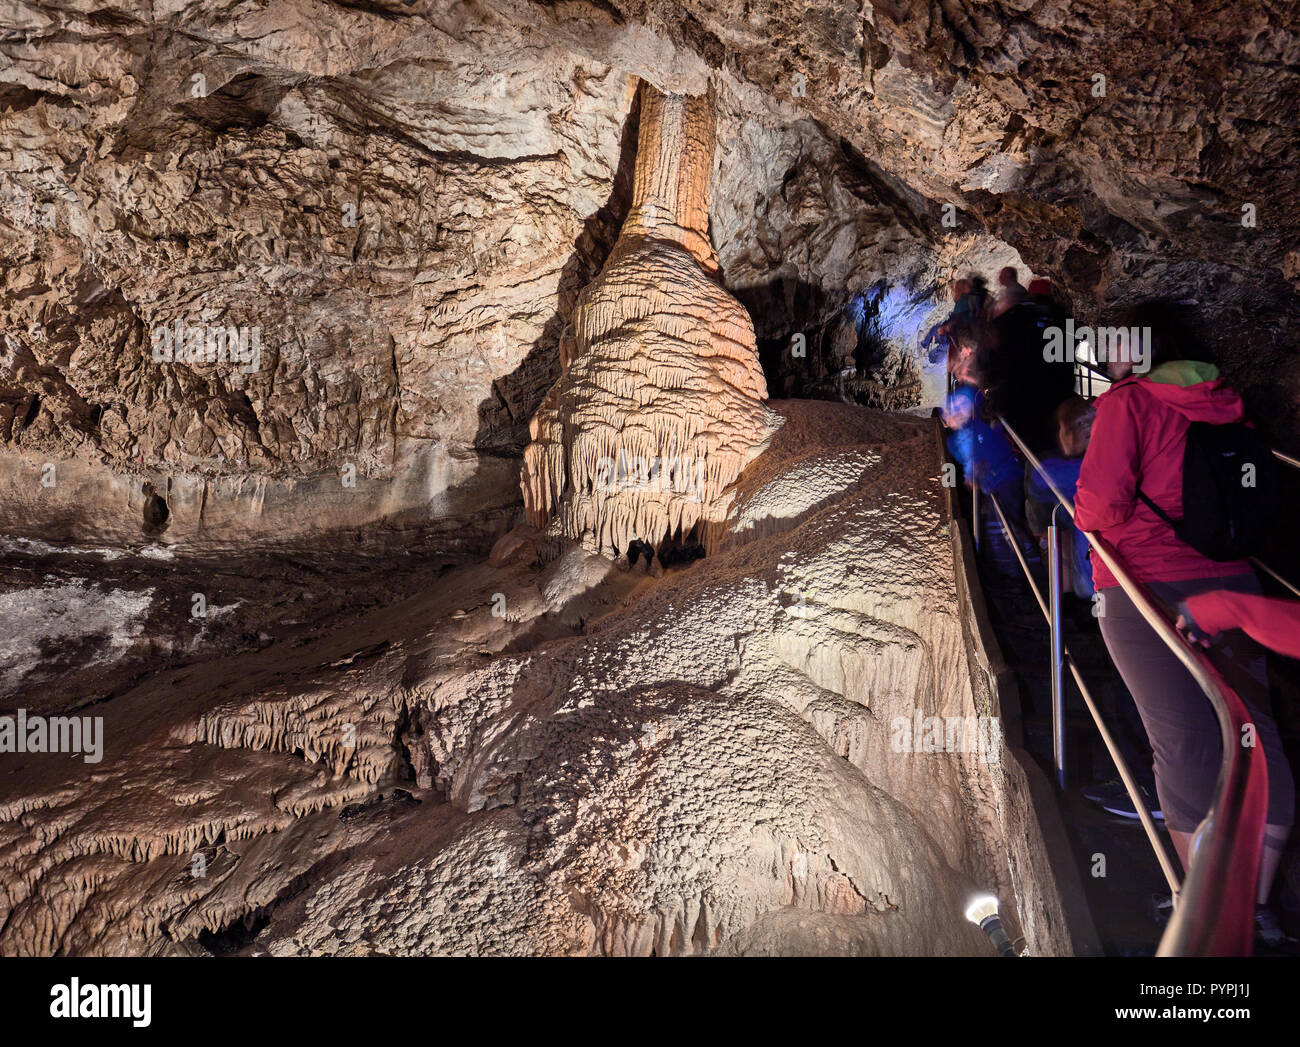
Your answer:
[969,415,1273,956]
[980,490,1183,896]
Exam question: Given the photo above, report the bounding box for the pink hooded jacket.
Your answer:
[1074,361,1256,590]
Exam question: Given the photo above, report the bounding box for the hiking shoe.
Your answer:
[1101,790,1163,821]
[1082,778,1126,805]
[1082,778,1164,819]
[1148,893,1174,928]
[1255,906,1298,951]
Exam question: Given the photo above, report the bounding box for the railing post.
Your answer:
[971,484,980,552]
[1048,503,1066,789]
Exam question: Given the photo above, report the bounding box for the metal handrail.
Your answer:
[1073,358,1112,400]
[981,416,1269,956]
[1070,366,1300,475]
[1253,557,1300,600]
[982,490,1183,893]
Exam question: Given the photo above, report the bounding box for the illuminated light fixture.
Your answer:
[966,893,1018,957]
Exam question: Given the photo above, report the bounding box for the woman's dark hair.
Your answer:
[1110,299,1207,370]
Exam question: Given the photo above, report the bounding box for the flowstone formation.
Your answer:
[521,84,780,558]
[0,400,1072,957]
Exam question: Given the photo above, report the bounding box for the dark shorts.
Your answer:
[1097,574,1295,833]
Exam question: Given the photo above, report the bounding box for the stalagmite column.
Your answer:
[521,82,781,558]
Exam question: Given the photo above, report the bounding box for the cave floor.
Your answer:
[0,535,466,718]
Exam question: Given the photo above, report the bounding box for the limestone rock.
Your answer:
[488,523,543,568]
[0,400,1070,957]
[521,84,781,558]
[4,0,1295,555]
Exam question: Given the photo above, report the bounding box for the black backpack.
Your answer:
[1137,421,1279,561]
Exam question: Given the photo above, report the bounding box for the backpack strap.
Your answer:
[1127,378,1182,529]
[1136,487,1178,527]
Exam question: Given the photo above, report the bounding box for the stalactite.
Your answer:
[521,82,781,558]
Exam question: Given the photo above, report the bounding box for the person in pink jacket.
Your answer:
[1075,308,1295,946]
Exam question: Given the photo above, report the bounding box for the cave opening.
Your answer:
[624,522,707,571]
[754,279,930,411]
[141,483,170,535]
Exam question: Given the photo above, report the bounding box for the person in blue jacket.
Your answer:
[1023,397,1096,599]
[943,384,1030,574]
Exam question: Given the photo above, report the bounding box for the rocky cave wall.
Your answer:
[2,0,1297,556]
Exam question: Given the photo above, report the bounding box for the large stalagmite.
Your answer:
[521,84,781,558]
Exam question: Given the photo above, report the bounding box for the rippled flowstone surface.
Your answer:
[0,401,1067,956]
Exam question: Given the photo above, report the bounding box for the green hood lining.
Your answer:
[1147,360,1220,387]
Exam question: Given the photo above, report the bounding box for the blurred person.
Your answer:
[1027,277,1054,301]
[947,324,982,386]
[989,266,1029,319]
[925,278,971,364]
[943,383,1032,575]
[980,282,1073,453]
[961,273,990,321]
[1025,397,1096,599]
